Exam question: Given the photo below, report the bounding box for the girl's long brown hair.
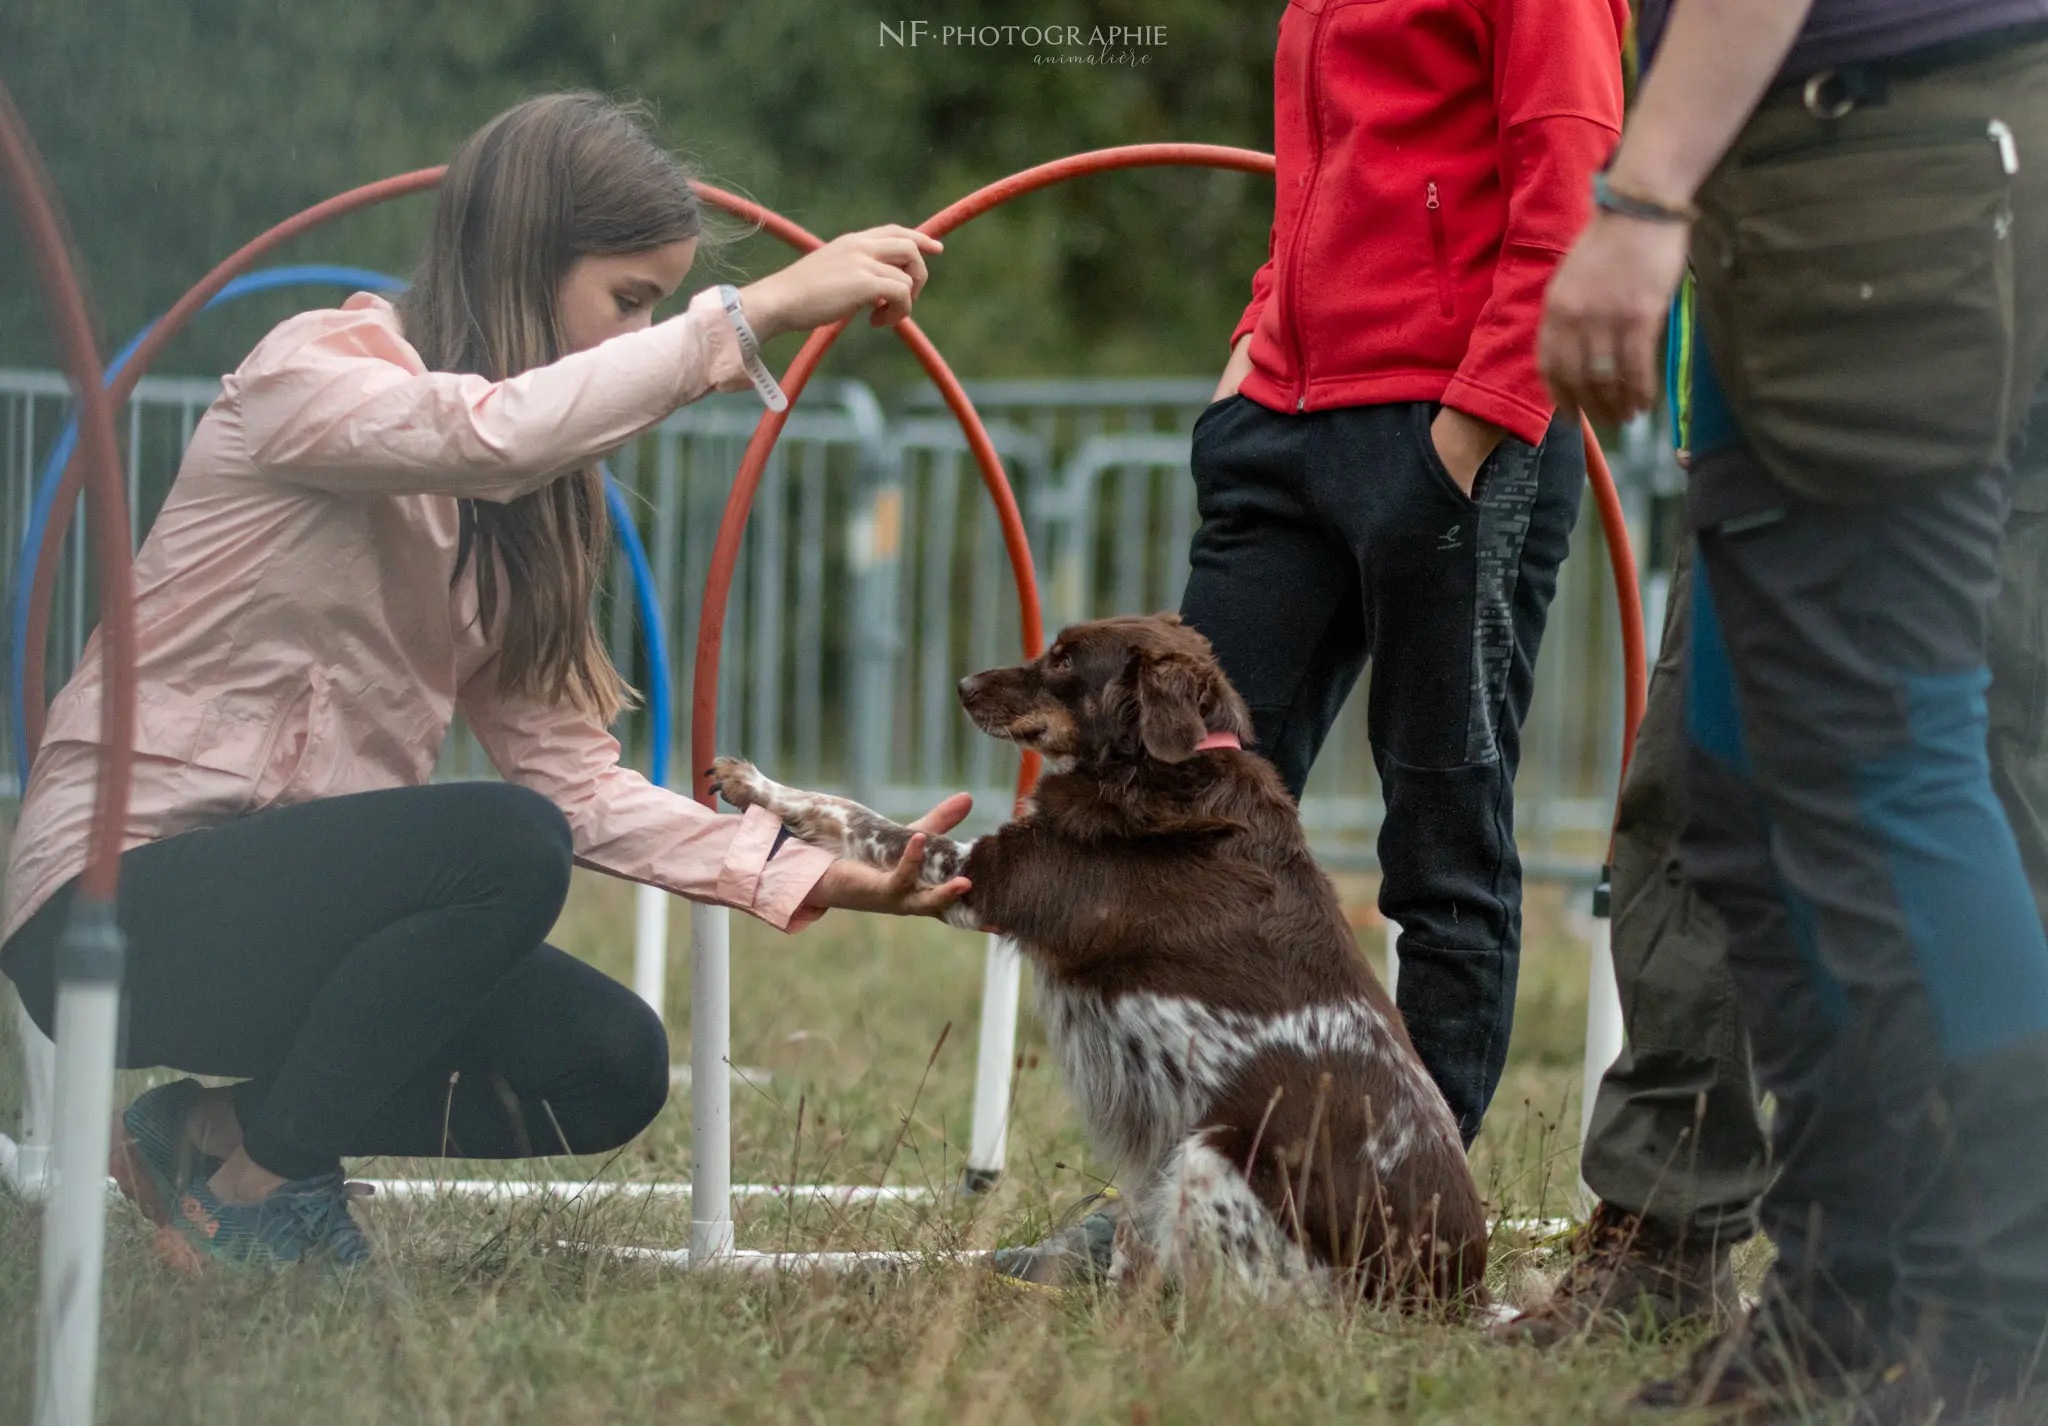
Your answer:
[398,93,705,722]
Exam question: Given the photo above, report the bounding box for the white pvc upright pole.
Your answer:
[963,933,1022,1191]
[632,883,669,1021]
[13,994,55,1197]
[1383,918,1401,998]
[1579,912,1624,1156]
[34,907,125,1426]
[688,902,733,1265]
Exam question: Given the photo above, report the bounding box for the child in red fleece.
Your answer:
[1181,0,1628,1144]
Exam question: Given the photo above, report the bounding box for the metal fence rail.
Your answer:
[0,369,1674,881]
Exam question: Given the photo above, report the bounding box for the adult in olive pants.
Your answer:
[1582,443,2048,1245]
[1524,8,2048,1408]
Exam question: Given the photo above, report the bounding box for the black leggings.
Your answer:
[1,782,668,1181]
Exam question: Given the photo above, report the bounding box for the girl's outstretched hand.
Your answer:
[738,225,943,341]
[800,791,974,920]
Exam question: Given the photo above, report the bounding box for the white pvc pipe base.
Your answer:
[587,1225,1576,1276]
[0,1131,122,1204]
[0,1134,60,1202]
[689,902,734,1266]
[357,1177,929,1205]
[35,978,121,1426]
[963,933,1021,1188]
[0,1138,931,1208]
[585,1242,998,1274]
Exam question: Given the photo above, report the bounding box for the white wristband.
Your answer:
[717,283,789,413]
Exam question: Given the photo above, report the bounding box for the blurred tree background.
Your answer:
[0,0,1279,394]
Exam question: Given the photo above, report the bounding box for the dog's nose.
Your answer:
[957,671,990,705]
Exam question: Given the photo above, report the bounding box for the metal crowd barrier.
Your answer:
[0,368,1674,883]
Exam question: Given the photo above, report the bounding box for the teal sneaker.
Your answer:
[991,1191,1121,1287]
[165,1167,372,1272]
[110,1078,214,1228]
[323,1183,374,1269]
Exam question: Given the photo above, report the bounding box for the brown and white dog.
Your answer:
[710,613,1486,1304]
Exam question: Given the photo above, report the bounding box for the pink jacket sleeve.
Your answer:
[456,655,835,932]
[235,286,756,502]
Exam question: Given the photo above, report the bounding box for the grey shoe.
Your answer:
[1494,1202,1742,1346]
[991,1192,1121,1287]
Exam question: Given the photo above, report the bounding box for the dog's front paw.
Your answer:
[707,756,773,813]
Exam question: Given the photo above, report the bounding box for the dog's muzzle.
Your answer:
[957,670,994,706]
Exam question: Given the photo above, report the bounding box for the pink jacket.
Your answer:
[2,285,835,946]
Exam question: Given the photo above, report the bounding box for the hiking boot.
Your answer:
[161,1165,374,1273]
[1630,1284,1894,1420]
[109,1078,217,1229]
[990,1190,1121,1287]
[1493,1201,1742,1346]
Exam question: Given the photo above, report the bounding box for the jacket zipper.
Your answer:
[1282,2,1332,413]
[1743,117,2019,176]
[1427,182,1453,319]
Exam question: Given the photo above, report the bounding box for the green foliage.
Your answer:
[0,0,1278,391]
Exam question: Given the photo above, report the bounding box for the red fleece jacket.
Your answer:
[1232,0,1629,446]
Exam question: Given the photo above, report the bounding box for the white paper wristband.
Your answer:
[717,283,789,412]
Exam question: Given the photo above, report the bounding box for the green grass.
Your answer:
[0,871,1730,1426]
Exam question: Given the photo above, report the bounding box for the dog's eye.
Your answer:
[1045,647,1072,673]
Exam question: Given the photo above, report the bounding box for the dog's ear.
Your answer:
[1134,651,1251,763]
[1133,634,1257,763]
[1136,653,1207,763]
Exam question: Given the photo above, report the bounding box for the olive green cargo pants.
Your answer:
[1580,428,2048,1244]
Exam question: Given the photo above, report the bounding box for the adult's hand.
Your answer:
[801,792,974,919]
[1538,213,1692,428]
[1538,0,1814,428]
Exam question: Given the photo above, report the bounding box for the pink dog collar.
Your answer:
[1194,730,1242,752]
